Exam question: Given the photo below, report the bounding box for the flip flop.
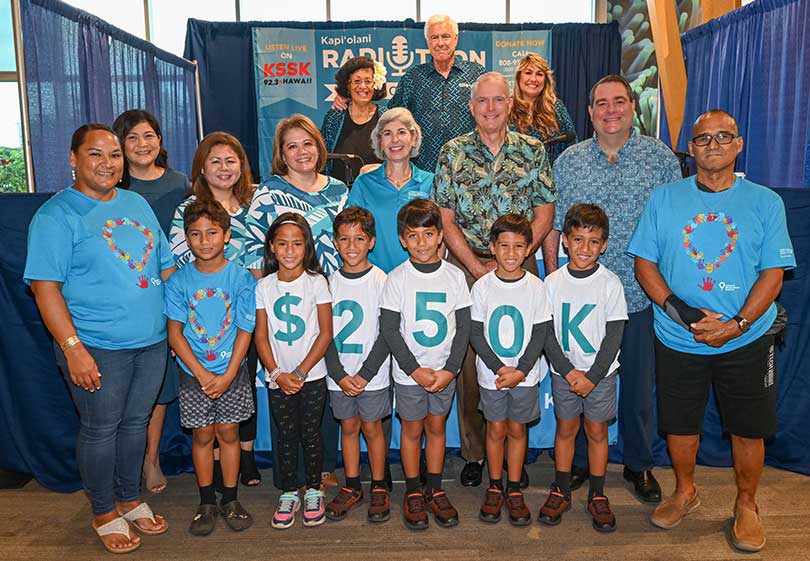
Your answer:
[119,502,169,535]
[94,516,141,554]
[143,458,167,494]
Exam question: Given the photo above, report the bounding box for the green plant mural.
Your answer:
[608,0,701,136]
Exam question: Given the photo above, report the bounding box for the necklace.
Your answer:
[386,167,412,188]
[349,103,376,124]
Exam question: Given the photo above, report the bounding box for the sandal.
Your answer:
[94,516,141,554]
[142,457,167,494]
[240,449,262,487]
[118,502,169,535]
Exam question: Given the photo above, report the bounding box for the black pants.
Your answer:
[238,343,260,442]
[268,379,326,491]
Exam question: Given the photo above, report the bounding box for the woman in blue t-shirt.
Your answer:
[113,109,190,496]
[24,124,175,554]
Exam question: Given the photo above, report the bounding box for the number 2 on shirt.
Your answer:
[333,300,363,354]
[414,292,448,348]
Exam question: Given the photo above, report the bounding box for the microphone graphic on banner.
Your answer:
[386,35,414,77]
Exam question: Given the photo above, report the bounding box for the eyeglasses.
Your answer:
[690,132,738,146]
[351,78,374,87]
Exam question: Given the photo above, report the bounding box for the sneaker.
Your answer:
[367,487,391,523]
[588,495,616,532]
[479,486,504,523]
[505,490,531,527]
[303,488,326,527]
[538,486,571,526]
[650,488,700,530]
[271,491,300,529]
[403,491,429,530]
[426,490,459,528]
[325,487,363,521]
[732,504,766,552]
[321,471,339,488]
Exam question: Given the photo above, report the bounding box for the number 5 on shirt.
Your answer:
[414,291,447,347]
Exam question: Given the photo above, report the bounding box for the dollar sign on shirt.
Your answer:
[274,292,305,346]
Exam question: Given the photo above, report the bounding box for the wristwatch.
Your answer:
[733,315,751,333]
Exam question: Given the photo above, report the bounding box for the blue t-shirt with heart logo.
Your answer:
[24,187,174,349]
[627,176,796,354]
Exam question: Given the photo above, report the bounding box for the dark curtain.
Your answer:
[184,19,621,180]
[674,0,810,188]
[21,0,199,192]
[551,22,622,141]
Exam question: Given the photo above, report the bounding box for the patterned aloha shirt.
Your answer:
[170,195,251,269]
[388,57,485,172]
[432,129,556,251]
[242,175,348,276]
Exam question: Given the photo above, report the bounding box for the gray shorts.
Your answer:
[395,380,457,421]
[551,373,617,423]
[329,388,392,422]
[179,362,255,429]
[479,385,541,423]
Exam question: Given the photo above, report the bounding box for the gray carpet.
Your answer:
[2,455,807,561]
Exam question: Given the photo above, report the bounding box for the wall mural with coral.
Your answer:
[607,0,701,137]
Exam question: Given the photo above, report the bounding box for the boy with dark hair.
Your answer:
[540,203,627,532]
[381,199,471,530]
[165,199,257,535]
[471,214,552,526]
[324,206,393,523]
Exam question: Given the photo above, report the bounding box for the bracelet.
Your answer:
[60,335,81,352]
[293,367,307,381]
[268,367,282,383]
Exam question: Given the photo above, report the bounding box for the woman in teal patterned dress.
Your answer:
[170,131,264,486]
[510,53,577,166]
[242,114,348,489]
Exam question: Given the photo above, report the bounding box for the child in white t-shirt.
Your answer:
[380,199,471,531]
[540,204,628,533]
[255,213,333,530]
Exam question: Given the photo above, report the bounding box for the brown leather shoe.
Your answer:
[732,504,765,552]
[367,488,390,523]
[539,486,571,526]
[650,488,700,529]
[426,490,459,528]
[479,486,504,523]
[403,492,429,530]
[588,495,616,532]
[505,490,531,526]
[321,471,339,488]
[324,487,362,521]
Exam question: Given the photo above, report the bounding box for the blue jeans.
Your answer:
[55,340,166,514]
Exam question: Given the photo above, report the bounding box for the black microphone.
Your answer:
[543,131,576,145]
[327,153,364,163]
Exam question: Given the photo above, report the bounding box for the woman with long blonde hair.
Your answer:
[510,54,577,165]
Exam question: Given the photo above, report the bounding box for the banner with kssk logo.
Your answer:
[252,24,551,180]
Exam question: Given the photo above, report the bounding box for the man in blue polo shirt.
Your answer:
[628,110,795,553]
[548,75,682,503]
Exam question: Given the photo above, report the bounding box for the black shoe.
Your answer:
[569,465,589,491]
[189,504,218,536]
[239,449,262,487]
[460,460,484,487]
[219,499,253,531]
[623,467,662,504]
